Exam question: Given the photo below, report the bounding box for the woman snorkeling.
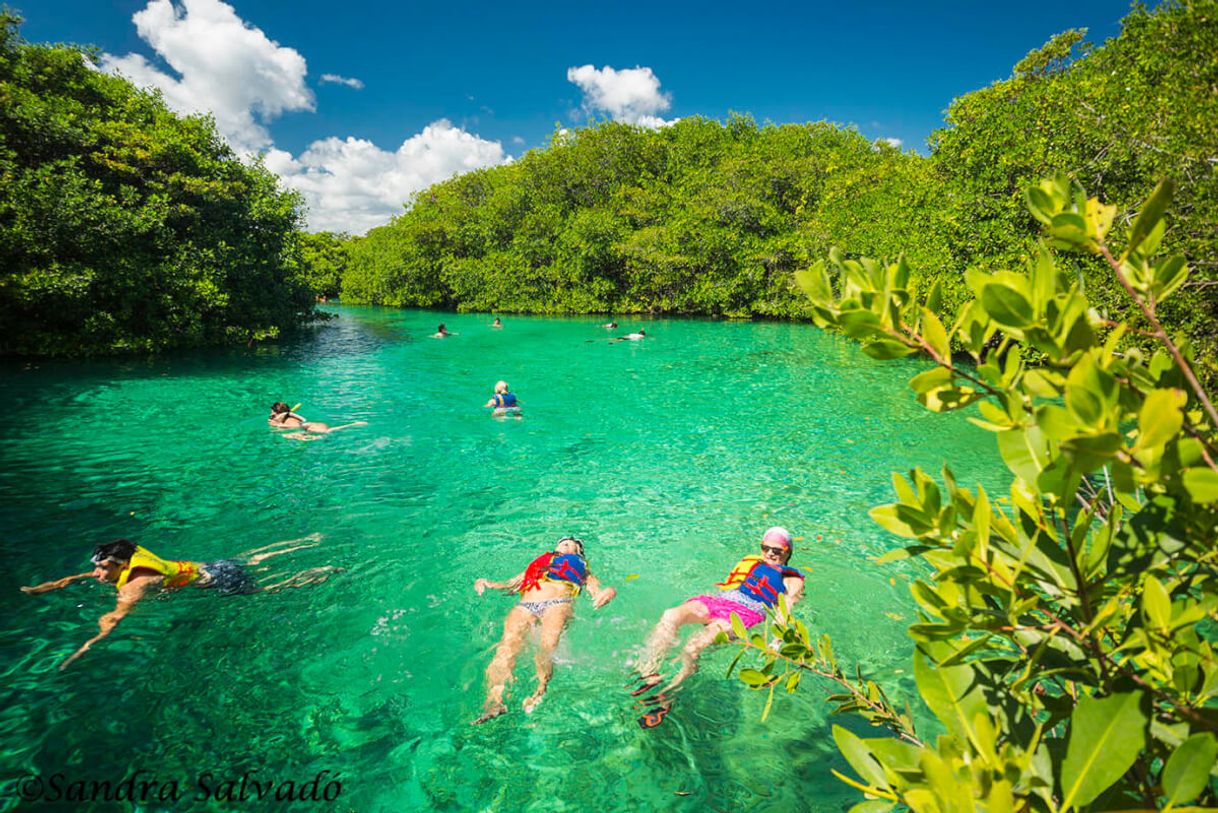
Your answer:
[472,536,616,724]
[268,402,367,436]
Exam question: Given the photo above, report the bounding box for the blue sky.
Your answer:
[20,0,1134,233]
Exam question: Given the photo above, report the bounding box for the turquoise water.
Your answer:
[0,308,1007,812]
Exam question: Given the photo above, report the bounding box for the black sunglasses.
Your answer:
[760,545,787,556]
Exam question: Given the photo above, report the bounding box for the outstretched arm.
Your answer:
[60,576,156,671]
[20,572,92,594]
[585,573,617,609]
[474,571,525,595]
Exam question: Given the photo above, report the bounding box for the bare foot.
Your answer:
[522,689,547,714]
[472,702,507,725]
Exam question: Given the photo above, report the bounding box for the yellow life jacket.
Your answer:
[116,545,203,589]
[717,555,764,590]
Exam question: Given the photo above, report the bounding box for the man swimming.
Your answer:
[21,536,334,669]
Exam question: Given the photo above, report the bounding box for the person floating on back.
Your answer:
[268,402,367,439]
[629,527,805,727]
[485,380,522,418]
[472,536,616,723]
[21,535,335,670]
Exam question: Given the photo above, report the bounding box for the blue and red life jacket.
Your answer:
[493,393,518,408]
[520,552,587,594]
[718,555,804,608]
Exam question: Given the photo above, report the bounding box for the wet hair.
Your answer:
[271,402,291,414]
[437,323,446,332]
[557,536,585,557]
[92,538,137,565]
[495,380,509,394]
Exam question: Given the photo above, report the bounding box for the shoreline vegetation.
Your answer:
[1,2,1213,365]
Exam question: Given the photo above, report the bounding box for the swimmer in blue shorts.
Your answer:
[472,536,616,723]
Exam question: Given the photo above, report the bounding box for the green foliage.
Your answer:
[742,177,1218,811]
[341,117,946,318]
[0,10,316,355]
[339,1,1214,379]
[298,231,349,299]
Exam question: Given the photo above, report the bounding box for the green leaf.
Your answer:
[1127,179,1174,255]
[997,424,1051,484]
[1162,733,1218,806]
[913,648,988,749]
[729,611,749,641]
[909,366,953,394]
[1049,211,1089,247]
[862,339,917,360]
[794,262,833,305]
[1060,691,1147,809]
[1134,388,1185,452]
[1183,468,1218,504]
[981,283,1035,329]
[1151,254,1189,301]
[920,307,950,360]
[1142,575,1171,629]
[738,668,768,687]
[832,725,889,789]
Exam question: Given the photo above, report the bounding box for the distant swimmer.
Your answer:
[602,321,618,329]
[268,402,367,438]
[485,380,522,418]
[21,535,336,670]
[433,323,453,338]
[492,317,503,329]
[629,527,805,727]
[610,328,646,343]
[472,536,616,724]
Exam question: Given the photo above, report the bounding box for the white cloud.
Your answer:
[512,135,526,146]
[267,120,509,234]
[100,0,313,153]
[881,137,903,148]
[320,73,364,90]
[566,64,676,127]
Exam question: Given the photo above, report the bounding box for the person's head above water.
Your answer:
[270,402,291,415]
[760,526,793,563]
[91,538,137,583]
[555,536,585,557]
[495,380,510,394]
[437,323,447,332]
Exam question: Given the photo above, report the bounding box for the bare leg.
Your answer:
[474,606,535,724]
[662,619,731,694]
[634,601,712,678]
[310,421,368,434]
[243,534,323,559]
[260,566,340,591]
[524,603,573,713]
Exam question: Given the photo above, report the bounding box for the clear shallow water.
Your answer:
[0,308,1007,812]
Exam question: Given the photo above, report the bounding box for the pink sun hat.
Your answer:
[762,526,793,550]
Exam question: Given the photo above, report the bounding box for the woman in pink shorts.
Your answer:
[631,527,805,720]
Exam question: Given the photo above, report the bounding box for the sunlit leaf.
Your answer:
[1060,691,1147,809]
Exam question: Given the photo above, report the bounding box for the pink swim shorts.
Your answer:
[686,594,765,628]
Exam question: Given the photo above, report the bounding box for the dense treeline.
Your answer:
[338,0,1216,359]
[0,11,316,356]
